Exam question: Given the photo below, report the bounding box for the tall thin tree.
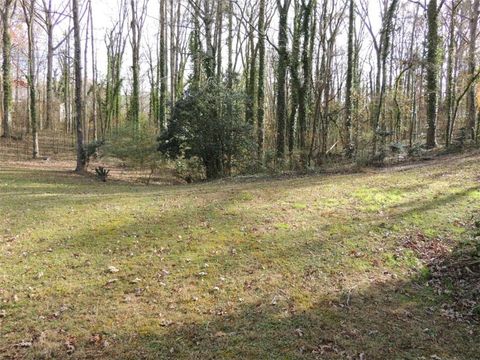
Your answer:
[72,0,86,172]
[275,0,291,161]
[425,0,439,148]
[21,0,39,158]
[1,0,16,138]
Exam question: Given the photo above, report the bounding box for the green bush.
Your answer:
[158,80,255,179]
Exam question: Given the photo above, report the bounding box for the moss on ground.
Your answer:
[0,153,479,359]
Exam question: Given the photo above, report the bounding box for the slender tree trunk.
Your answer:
[45,15,54,130]
[467,0,479,139]
[159,0,167,129]
[288,0,301,158]
[445,0,457,147]
[275,0,291,161]
[257,0,266,160]
[1,0,14,138]
[298,0,313,157]
[73,0,86,172]
[215,0,223,80]
[372,0,399,156]
[245,32,256,126]
[130,0,147,130]
[202,1,215,79]
[131,0,140,128]
[23,0,39,158]
[83,5,89,143]
[426,0,439,148]
[89,0,97,141]
[191,1,202,88]
[344,0,354,156]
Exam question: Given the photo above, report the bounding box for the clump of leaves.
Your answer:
[426,219,480,322]
[95,167,110,182]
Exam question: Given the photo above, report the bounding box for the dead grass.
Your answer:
[0,152,479,359]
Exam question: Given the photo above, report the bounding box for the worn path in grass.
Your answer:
[1,153,479,359]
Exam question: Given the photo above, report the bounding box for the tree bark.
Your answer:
[45,1,54,130]
[22,0,39,158]
[467,0,479,139]
[275,0,291,161]
[344,0,354,156]
[159,0,167,130]
[298,0,314,156]
[73,0,86,172]
[426,0,439,148]
[257,0,265,161]
[445,0,457,147]
[1,0,15,138]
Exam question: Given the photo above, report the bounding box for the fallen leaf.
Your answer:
[294,328,304,337]
[107,266,119,273]
[15,341,32,348]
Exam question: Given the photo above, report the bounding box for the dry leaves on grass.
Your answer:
[403,229,480,323]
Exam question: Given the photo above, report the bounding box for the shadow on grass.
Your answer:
[137,266,477,360]
[3,241,478,360]
[39,242,475,360]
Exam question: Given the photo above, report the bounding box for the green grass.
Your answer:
[1,154,479,359]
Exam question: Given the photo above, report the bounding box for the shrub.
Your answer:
[158,80,254,179]
[95,166,110,182]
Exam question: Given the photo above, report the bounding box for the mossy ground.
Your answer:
[1,153,479,359]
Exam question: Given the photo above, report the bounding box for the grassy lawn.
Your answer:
[1,154,479,359]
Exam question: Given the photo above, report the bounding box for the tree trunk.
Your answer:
[467,0,479,139]
[73,0,86,172]
[344,0,354,156]
[445,0,457,147]
[1,0,14,138]
[45,14,54,130]
[130,0,147,130]
[275,0,291,161]
[288,0,301,158]
[298,0,313,157]
[89,0,97,141]
[426,0,439,148]
[22,0,39,158]
[257,0,266,161]
[159,0,167,130]
[131,0,140,129]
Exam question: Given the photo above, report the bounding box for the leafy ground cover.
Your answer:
[0,153,479,359]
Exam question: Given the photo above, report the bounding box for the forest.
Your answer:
[0,0,479,358]
[0,0,478,177]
